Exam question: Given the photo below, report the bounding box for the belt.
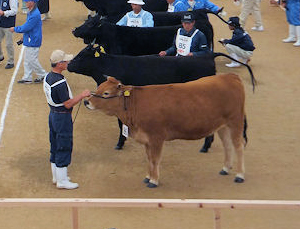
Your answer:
[50,109,72,114]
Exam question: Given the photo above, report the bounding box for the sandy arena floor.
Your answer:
[0,0,299,228]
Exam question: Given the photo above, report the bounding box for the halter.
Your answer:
[90,90,131,110]
[90,92,120,99]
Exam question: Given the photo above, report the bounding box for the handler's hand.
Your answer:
[0,10,4,16]
[81,89,91,98]
[9,27,14,33]
[159,51,167,56]
[187,53,193,56]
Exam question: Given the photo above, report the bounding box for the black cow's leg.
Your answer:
[115,118,127,150]
[199,134,214,153]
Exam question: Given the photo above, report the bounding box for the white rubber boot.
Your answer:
[51,163,57,184]
[56,167,78,189]
[293,26,300,46]
[225,53,241,68]
[282,25,296,43]
[51,163,71,184]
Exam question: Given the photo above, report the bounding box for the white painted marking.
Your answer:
[0,45,25,145]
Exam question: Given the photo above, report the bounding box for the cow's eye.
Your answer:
[103,91,110,96]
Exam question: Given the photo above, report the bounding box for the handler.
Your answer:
[0,0,18,69]
[117,0,154,27]
[43,50,91,190]
[9,0,47,84]
[219,16,255,68]
[159,12,209,56]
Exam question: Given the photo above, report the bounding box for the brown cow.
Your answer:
[84,74,247,188]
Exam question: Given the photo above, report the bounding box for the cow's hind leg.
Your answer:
[217,126,234,176]
[115,118,127,150]
[144,140,164,188]
[230,126,245,183]
[199,134,214,153]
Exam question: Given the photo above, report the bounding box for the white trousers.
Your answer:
[0,27,14,64]
[239,0,263,28]
[22,46,47,81]
[225,44,253,60]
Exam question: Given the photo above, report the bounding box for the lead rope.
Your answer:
[72,100,82,124]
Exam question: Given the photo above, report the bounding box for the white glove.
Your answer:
[218,10,227,17]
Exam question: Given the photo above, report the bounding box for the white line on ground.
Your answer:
[0,45,25,146]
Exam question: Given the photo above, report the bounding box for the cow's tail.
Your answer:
[213,52,257,92]
[243,115,248,147]
[205,8,229,25]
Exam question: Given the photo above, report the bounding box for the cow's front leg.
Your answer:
[144,141,164,188]
[115,118,127,150]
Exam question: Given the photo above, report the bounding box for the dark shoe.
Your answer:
[0,57,4,62]
[5,63,14,69]
[18,79,32,84]
[34,78,44,83]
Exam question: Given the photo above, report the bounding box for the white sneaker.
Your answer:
[225,62,241,68]
[41,13,52,21]
[251,26,264,32]
[282,37,297,43]
[293,40,300,47]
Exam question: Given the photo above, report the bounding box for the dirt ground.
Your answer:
[0,0,299,228]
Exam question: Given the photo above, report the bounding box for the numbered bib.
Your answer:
[176,29,199,56]
[127,17,142,27]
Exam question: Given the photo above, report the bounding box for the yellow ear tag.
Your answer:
[124,90,130,97]
[100,46,106,54]
[94,51,100,57]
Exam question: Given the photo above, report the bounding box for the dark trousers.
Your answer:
[37,0,49,14]
[49,111,73,167]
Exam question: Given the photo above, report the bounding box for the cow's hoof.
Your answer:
[147,182,158,188]
[219,170,229,175]
[114,145,123,150]
[199,147,208,153]
[234,177,244,183]
[143,178,150,184]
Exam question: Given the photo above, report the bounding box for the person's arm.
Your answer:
[144,12,154,27]
[14,13,40,33]
[223,30,244,44]
[116,14,128,26]
[191,32,209,56]
[203,0,221,13]
[63,90,91,109]
[3,0,18,17]
[174,0,187,12]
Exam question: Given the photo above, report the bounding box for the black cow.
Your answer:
[72,16,213,54]
[75,0,167,16]
[73,20,182,55]
[68,45,218,152]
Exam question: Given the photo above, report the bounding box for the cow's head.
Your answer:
[68,45,106,85]
[72,14,107,43]
[84,77,132,115]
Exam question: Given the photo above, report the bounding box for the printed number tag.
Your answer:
[122,124,129,138]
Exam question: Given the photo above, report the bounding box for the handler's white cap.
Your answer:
[50,50,74,64]
[127,0,145,5]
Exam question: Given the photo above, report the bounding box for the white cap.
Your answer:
[127,0,145,5]
[50,50,74,64]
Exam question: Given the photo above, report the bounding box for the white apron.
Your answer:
[176,29,199,56]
